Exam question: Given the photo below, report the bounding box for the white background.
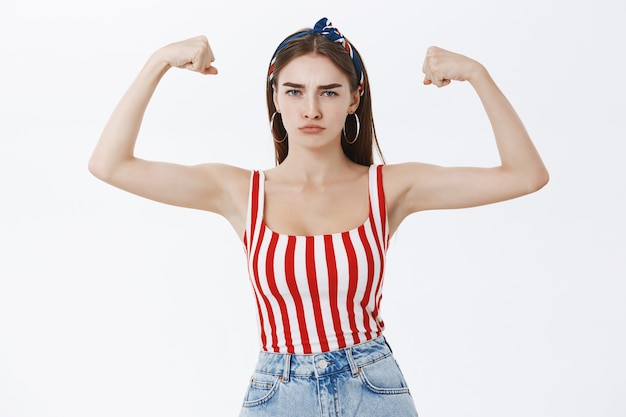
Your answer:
[1,0,624,416]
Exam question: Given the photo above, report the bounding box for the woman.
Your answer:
[89,17,548,417]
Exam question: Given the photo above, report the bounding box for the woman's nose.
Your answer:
[303,96,321,119]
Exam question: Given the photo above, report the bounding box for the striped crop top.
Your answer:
[243,165,389,354]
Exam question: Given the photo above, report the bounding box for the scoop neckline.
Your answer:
[260,213,372,239]
[258,168,373,239]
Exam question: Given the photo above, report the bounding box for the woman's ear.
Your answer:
[349,90,360,113]
[273,86,280,112]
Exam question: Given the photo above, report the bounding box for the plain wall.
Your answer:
[1,0,624,416]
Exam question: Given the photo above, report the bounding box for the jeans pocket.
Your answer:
[358,356,411,395]
[242,371,281,407]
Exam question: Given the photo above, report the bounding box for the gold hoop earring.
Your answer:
[270,112,288,143]
[343,113,360,145]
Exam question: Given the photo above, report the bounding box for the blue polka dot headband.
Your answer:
[268,17,365,95]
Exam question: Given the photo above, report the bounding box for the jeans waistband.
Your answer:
[254,336,392,380]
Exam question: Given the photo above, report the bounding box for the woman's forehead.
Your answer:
[277,53,349,85]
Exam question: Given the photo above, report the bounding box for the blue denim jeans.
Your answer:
[239,337,418,417]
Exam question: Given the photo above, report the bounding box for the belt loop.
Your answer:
[345,347,359,377]
[282,354,291,382]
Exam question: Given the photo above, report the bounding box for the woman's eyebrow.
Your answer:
[281,82,304,88]
[318,83,342,90]
[281,82,343,90]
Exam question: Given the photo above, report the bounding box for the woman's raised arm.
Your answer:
[88,37,250,234]
[385,46,549,234]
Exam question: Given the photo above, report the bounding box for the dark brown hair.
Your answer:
[266,31,384,166]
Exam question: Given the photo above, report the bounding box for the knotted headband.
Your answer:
[268,17,365,95]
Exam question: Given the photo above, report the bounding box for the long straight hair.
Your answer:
[266,31,384,166]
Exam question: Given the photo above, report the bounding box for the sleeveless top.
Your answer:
[243,165,389,354]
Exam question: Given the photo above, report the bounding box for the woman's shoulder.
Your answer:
[380,162,434,204]
[382,162,434,182]
[194,163,253,204]
[197,163,252,181]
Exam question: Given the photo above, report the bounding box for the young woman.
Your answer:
[89,17,548,417]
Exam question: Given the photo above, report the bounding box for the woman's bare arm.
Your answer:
[385,47,549,234]
[88,37,250,235]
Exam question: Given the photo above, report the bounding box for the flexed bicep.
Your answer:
[385,162,546,234]
[89,36,252,234]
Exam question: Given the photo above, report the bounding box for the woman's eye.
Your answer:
[322,91,337,97]
[286,90,300,96]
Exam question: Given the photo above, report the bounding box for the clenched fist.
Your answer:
[154,36,218,75]
[422,46,484,87]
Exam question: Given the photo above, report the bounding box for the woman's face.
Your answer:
[273,53,360,150]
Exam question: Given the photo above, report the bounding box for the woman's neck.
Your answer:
[274,147,359,184]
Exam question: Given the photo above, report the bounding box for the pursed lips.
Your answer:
[299,124,325,133]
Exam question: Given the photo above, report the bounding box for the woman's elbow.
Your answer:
[527,166,550,194]
[507,165,549,197]
[88,154,116,183]
[88,156,105,180]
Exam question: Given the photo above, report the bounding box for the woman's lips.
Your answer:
[299,124,325,134]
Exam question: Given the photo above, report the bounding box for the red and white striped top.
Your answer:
[243,165,389,354]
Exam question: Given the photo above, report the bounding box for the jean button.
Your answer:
[317,359,328,369]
